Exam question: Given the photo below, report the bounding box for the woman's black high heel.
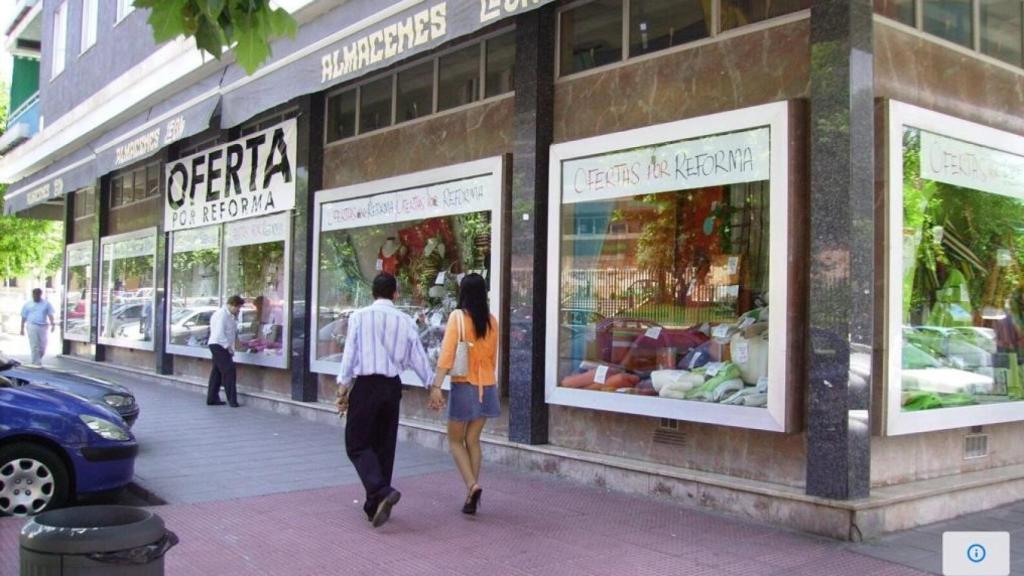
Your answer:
[462,485,482,515]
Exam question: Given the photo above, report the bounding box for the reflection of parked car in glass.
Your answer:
[106,303,146,338]
[169,306,218,347]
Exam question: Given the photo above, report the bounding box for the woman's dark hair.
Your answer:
[373,273,397,299]
[457,273,490,340]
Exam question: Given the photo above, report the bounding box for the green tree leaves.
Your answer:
[134,0,297,74]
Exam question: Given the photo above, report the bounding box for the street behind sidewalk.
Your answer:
[0,340,1015,574]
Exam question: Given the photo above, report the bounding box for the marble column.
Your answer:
[805,0,875,500]
[290,94,323,402]
[507,5,555,445]
[61,193,75,356]
[92,176,110,363]
[154,150,173,376]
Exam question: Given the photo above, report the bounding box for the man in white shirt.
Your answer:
[336,273,433,528]
[207,295,244,407]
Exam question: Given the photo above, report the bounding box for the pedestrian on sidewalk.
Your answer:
[207,295,244,407]
[20,288,55,365]
[427,273,498,515]
[336,273,434,528]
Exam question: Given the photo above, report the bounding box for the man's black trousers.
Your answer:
[207,344,238,405]
[345,374,402,516]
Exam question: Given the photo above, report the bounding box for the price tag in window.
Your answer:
[375,259,383,271]
[932,225,944,244]
[594,365,609,384]
[998,249,1012,267]
[739,316,756,330]
[726,285,740,298]
[733,341,749,363]
[435,271,446,285]
[644,326,662,340]
[727,256,739,275]
[705,362,722,378]
[712,324,731,339]
[960,284,969,302]
[756,376,768,392]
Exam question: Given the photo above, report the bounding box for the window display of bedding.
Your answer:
[899,128,1024,411]
[556,180,773,408]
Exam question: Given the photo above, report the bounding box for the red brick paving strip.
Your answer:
[0,471,933,576]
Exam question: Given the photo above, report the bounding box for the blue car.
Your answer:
[1,361,139,428]
[0,372,138,516]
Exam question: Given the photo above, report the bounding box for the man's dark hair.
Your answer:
[31,288,42,297]
[372,273,397,300]
[227,295,245,307]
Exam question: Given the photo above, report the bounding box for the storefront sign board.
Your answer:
[66,242,93,267]
[224,212,290,247]
[562,128,770,204]
[920,131,1024,200]
[165,119,297,232]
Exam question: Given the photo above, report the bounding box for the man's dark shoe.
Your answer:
[372,490,401,528]
[229,402,240,408]
[207,400,226,406]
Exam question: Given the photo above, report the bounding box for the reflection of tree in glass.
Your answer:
[320,232,368,305]
[172,248,220,303]
[229,242,285,298]
[636,193,682,304]
[904,129,1024,320]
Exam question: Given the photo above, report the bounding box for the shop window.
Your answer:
[547,103,791,431]
[51,1,67,79]
[326,89,357,142]
[312,160,504,380]
[110,162,159,208]
[111,175,123,208]
[224,214,289,366]
[64,241,92,342]
[720,0,810,32]
[875,0,916,26]
[132,167,146,202]
[559,0,624,76]
[629,0,709,58]
[359,76,393,134]
[397,61,435,123]
[981,1,1023,67]
[438,44,480,112]
[169,226,221,352]
[485,32,516,98]
[74,187,95,219]
[98,230,157,350]
[923,0,973,49]
[898,127,1024,414]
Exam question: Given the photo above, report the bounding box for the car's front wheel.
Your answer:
[0,443,70,516]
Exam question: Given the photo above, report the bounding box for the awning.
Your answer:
[219,0,555,128]
[91,72,224,177]
[3,144,95,215]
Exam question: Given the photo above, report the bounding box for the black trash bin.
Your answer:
[19,505,177,575]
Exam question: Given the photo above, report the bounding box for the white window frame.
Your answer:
[51,1,67,79]
[80,0,98,54]
[545,101,791,432]
[63,240,93,343]
[884,100,1024,435]
[310,156,506,387]
[98,227,158,351]
[165,225,222,360]
[116,0,134,24]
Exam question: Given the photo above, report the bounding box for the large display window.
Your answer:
[311,157,505,385]
[224,213,290,368]
[885,101,1024,435]
[63,241,93,342]
[546,102,792,431]
[98,228,157,350]
[167,225,221,357]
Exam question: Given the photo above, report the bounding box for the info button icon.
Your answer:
[943,532,1010,576]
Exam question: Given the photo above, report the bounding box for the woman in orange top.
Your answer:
[428,273,498,515]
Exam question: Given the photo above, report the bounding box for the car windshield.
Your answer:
[171,309,193,323]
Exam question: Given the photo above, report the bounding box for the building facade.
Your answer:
[2,0,1023,540]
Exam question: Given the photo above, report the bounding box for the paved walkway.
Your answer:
[0,333,1017,574]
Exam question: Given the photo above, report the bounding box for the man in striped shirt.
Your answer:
[336,273,434,528]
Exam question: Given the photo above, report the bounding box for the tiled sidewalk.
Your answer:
[0,470,928,576]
